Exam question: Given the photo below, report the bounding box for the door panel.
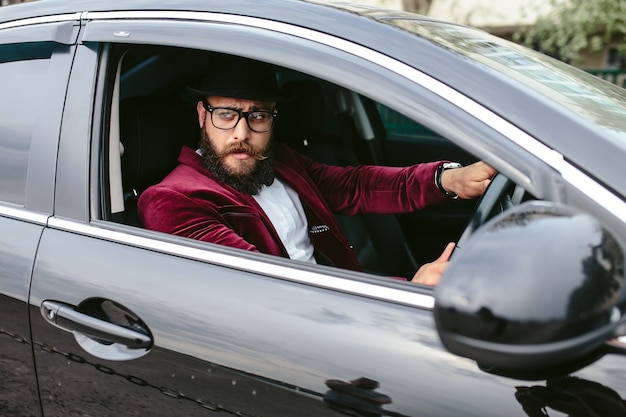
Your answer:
[28,224,540,417]
[0,216,45,417]
[32,223,626,417]
[30,228,340,416]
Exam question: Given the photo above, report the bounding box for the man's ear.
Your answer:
[196,100,206,128]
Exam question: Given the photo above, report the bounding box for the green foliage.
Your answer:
[514,0,626,63]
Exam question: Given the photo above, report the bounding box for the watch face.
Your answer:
[436,163,461,199]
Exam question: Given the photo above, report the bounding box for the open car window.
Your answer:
[100,44,536,283]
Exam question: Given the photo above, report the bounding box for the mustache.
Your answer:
[219,142,269,161]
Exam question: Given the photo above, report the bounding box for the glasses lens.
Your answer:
[247,111,274,132]
[211,108,239,130]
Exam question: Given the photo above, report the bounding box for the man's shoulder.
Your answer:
[143,146,221,194]
[177,145,203,170]
[138,162,246,215]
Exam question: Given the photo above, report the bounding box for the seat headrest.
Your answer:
[275,80,325,150]
[120,95,198,195]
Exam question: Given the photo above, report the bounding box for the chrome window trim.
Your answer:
[47,217,435,309]
[0,204,49,225]
[0,13,81,30]
[82,10,626,222]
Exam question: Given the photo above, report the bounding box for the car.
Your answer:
[2,0,626,416]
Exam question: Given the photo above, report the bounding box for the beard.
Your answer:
[198,129,275,195]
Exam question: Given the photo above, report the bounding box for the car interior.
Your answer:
[103,44,500,280]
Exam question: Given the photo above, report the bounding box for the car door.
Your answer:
[26,9,626,417]
[0,19,78,417]
[27,13,457,417]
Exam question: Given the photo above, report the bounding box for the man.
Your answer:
[138,55,495,285]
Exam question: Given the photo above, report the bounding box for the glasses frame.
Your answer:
[202,100,278,133]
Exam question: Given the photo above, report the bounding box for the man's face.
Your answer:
[196,96,277,194]
[197,96,275,176]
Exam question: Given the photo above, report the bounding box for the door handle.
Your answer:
[41,300,152,349]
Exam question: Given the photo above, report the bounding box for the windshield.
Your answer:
[389,19,626,145]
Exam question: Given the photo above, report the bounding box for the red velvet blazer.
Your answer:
[138,145,449,271]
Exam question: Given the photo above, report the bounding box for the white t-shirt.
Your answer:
[253,178,317,264]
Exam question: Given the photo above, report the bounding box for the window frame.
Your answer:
[0,20,78,214]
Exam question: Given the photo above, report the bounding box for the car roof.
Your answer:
[0,0,397,24]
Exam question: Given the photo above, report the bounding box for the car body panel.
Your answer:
[0,17,76,416]
[28,225,535,416]
[0,23,75,213]
[0,216,45,417]
[54,42,99,222]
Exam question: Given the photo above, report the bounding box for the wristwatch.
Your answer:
[435,162,462,199]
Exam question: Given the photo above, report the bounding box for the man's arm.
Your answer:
[291,150,449,215]
[138,186,261,252]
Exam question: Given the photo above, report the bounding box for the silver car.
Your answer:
[1,0,626,416]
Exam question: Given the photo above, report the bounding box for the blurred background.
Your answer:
[3,0,625,87]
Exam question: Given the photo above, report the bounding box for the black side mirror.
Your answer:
[435,201,625,380]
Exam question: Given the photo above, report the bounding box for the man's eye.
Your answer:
[250,112,269,121]
[216,109,237,120]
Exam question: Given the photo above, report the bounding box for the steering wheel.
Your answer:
[455,172,526,250]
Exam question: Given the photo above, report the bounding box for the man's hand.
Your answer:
[411,242,456,286]
[441,161,496,199]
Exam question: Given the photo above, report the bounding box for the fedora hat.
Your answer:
[187,54,291,102]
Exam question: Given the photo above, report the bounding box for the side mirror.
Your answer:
[435,201,625,380]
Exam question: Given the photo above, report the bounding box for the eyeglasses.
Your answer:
[203,101,277,133]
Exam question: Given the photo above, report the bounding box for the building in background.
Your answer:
[428,0,549,40]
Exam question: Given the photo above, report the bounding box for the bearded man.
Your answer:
[138,54,495,285]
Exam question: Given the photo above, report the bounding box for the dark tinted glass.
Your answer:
[0,43,53,205]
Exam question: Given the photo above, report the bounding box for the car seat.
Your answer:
[119,95,198,226]
[276,80,419,278]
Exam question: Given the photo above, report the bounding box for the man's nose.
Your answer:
[232,116,250,140]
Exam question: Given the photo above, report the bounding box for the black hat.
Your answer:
[188,54,290,102]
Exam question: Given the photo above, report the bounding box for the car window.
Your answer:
[101,44,535,283]
[0,42,54,206]
[376,103,443,138]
